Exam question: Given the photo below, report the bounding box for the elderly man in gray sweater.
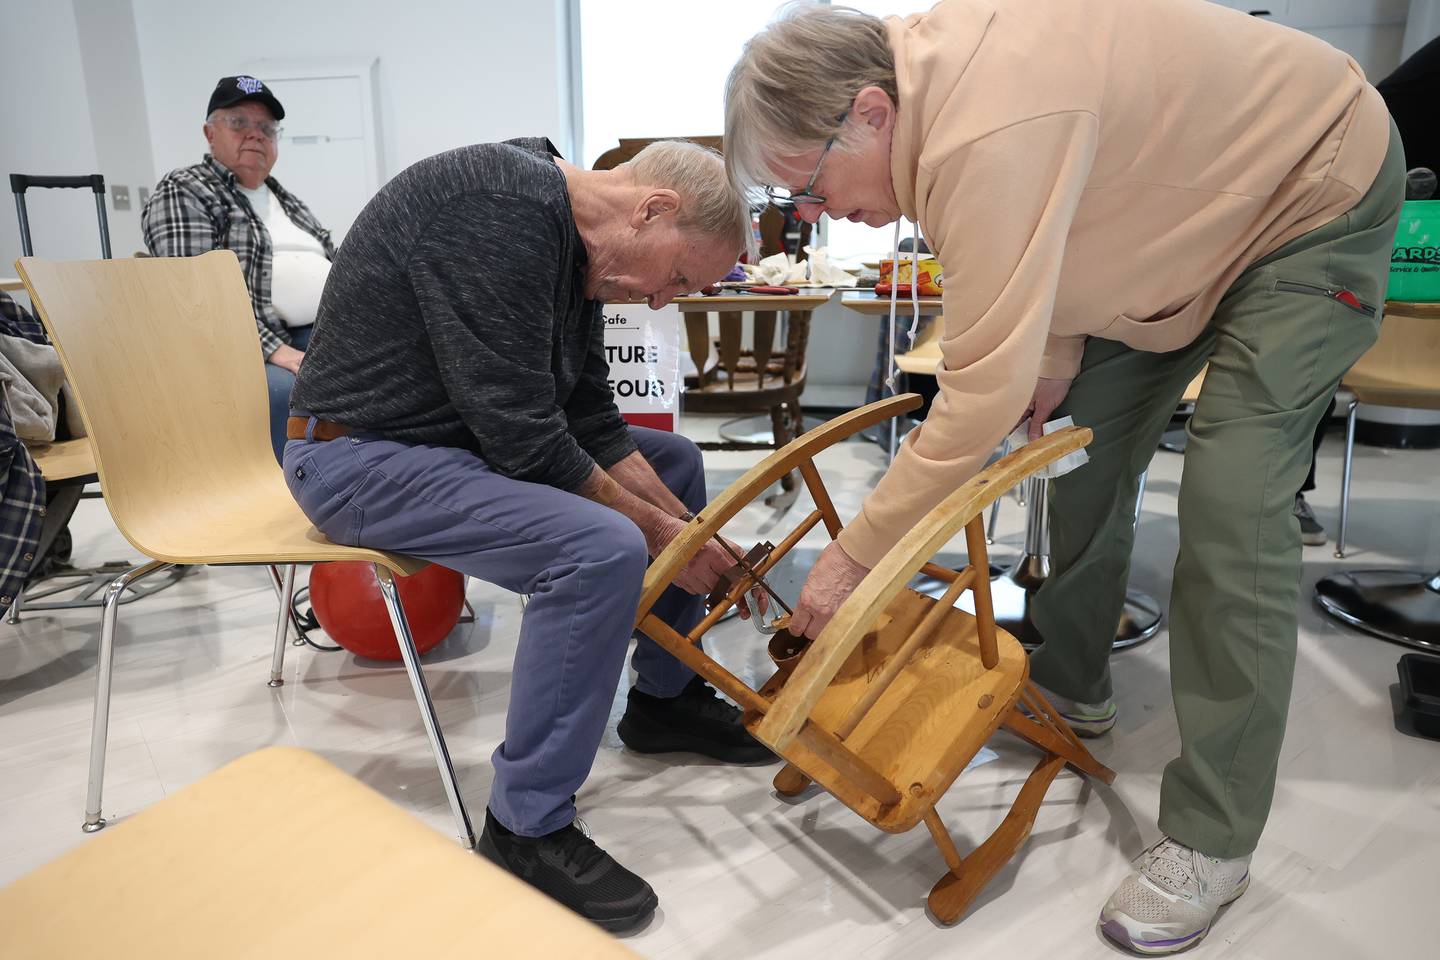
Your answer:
[287,137,762,931]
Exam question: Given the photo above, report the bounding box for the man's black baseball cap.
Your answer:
[206,75,285,120]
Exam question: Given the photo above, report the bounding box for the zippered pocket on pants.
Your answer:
[1273,279,1377,317]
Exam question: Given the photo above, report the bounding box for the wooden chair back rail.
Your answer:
[636,394,924,618]
[835,563,978,740]
[754,425,1092,751]
[685,505,826,641]
[965,519,1000,669]
[798,459,843,537]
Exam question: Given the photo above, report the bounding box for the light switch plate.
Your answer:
[111,185,130,211]
[138,186,151,206]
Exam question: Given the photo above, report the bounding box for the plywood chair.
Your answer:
[14,252,477,847]
[0,747,639,959]
[635,395,1115,924]
[1333,300,1440,558]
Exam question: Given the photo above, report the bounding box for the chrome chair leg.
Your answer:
[83,559,172,833]
[1134,468,1148,533]
[268,564,296,687]
[1335,398,1359,559]
[375,564,476,849]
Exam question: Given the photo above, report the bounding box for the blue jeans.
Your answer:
[265,323,313,462]
[282,425,706,836]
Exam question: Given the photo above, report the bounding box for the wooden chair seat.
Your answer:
[635,395,1113,925]
[27,437,96,482]
[751,587,1027,831]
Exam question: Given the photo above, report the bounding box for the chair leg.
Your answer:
[374,564,477,849]
[83,560,172,833]
[771,404,796,492]
[986,496,1001,545]
[5,590,23,624]
[268,564,296,687]
[773,763,812,797]
[1134,467,1148,533]
[1335,398,1359,559]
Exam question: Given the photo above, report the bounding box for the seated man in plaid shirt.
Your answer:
[141,75,333,461]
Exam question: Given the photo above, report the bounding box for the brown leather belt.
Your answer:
[286,416,352,441]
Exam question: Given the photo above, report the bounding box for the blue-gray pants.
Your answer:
[282,426,705,836]
[265,323,313,463]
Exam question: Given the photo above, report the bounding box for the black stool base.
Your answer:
[1315,569,1440,653]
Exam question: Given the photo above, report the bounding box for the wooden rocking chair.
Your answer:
[634,394,1115,924]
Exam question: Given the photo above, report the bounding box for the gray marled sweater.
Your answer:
[290,137,636,491]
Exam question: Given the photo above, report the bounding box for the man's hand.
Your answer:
[788,540,870,640]
[652,515,766,620]
[268,344,305,374]
[1019,377,1073,441]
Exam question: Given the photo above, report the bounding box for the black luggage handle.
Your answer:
[11,173,112,258]
[10,174,106,195]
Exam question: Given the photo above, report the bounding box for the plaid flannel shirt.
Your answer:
[141,155,335,358]
[0,291,48,608]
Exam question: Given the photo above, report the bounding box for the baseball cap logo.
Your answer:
[235,75,264,94]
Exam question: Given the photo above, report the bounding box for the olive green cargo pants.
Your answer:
[1028,120,1405,859]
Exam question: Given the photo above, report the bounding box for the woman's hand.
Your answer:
[1019,377,1074,440]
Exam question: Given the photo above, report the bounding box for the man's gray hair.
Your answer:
[623,140,754,256]
[724,2,897,195]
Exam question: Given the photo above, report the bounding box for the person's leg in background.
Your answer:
[264,324,313,462]
[1100,121,1404,954]
[1293,392,1338,545]
[616,425,775,763]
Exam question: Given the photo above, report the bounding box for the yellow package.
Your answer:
[877,257,944,296]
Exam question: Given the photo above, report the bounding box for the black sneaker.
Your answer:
[1294,494,1327,546]
[617,675,778,764]
[475,807,657,932]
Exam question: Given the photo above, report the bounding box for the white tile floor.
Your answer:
[2,413,1437,959]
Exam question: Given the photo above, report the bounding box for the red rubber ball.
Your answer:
[308,561,465,661]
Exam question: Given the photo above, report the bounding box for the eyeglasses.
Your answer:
[764,112,848,207]
[211,115,283,142]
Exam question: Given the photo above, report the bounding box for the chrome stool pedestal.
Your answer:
[964,475,1162,650]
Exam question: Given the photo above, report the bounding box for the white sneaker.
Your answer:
[1028,682,1117,737]
[1099,837,1251,955]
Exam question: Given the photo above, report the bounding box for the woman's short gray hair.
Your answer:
[724,2,897,195]
[624,140,754,256]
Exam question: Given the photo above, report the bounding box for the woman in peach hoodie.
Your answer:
[725,0,1403,952]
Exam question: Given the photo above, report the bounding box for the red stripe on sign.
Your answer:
[622,413,675,431]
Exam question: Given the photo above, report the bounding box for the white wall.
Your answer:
[73,0,156,260]
[0,2,104,274]
[132,0,574,197]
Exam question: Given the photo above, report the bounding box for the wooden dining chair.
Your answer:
[634,394,1115,924]
[14,252,477,848]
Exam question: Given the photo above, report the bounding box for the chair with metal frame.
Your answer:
[1317,299,1440,652]
[14,251,477,845]
[635,394,1114,924]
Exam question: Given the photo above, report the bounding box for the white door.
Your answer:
[263,75,371,243]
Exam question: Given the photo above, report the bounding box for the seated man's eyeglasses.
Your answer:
[212,115,284,142]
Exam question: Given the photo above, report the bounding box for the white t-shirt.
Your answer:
[236,182,332,328]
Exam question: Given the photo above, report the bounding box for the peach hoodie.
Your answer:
[837,0,1391,568]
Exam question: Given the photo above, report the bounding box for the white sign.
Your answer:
[602,302,681,431]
